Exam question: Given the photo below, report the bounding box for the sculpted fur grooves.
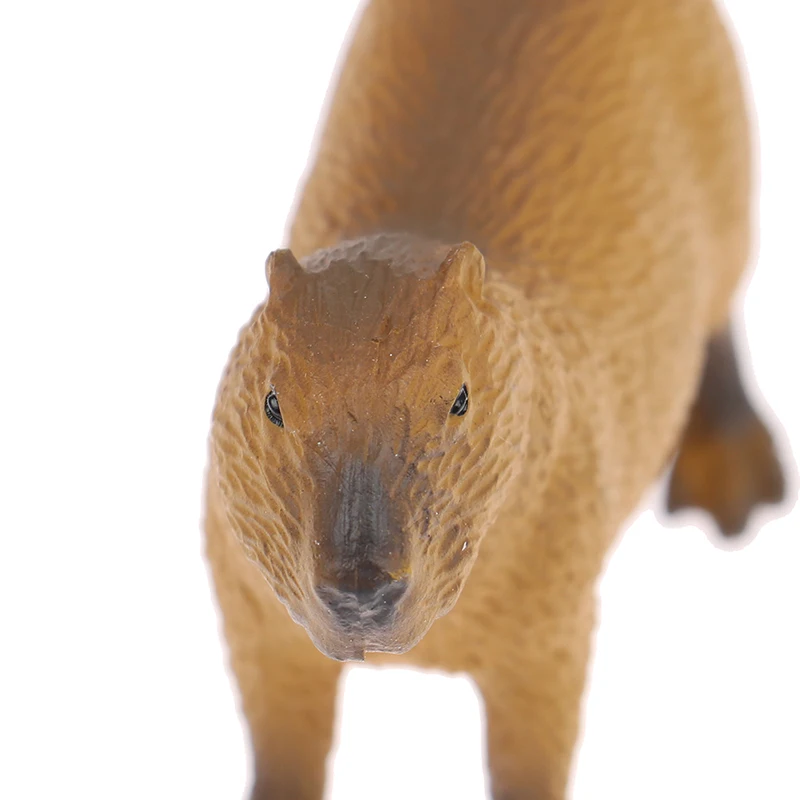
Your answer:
[205,1,789,798]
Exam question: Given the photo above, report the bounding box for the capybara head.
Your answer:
[211,234,539,660]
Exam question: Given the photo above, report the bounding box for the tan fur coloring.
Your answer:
[205,1,789,798]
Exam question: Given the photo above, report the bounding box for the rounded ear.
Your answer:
[265,248,304,298]
[440,241,486,299]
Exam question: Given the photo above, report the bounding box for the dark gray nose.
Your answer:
[330,459,394,566]
[315,569,408,629]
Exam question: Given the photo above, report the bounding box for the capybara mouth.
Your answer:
[298,579,437,662]
[315,577,408,629]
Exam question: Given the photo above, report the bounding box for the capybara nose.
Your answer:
[315,570,408,629]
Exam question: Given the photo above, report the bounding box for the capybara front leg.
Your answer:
[206,488,343,800]
[667,323,787,535]
[244,644,342,800]
[473,607,594,800]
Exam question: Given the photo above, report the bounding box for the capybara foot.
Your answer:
[667,411,785,535]
[666,325,787,536]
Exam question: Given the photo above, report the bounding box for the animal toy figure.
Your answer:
[205,0,788,797]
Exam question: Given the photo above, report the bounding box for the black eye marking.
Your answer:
[265,390,284,428]
[449,384,469,417]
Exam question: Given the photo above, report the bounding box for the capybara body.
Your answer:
[205,0,787,797]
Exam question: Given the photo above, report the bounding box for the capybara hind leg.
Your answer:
[474,623,592,800]
[667,324,786,535]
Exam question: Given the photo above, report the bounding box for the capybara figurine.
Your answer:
[205,0,788,797]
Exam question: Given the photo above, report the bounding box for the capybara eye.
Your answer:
[265,390,284,428]
[449,384,469,417]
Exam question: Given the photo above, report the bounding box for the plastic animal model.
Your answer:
[205,1,788,797]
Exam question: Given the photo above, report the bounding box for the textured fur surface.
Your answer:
[205,1,787,797]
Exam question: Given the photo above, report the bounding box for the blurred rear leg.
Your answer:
[667,323,786,535]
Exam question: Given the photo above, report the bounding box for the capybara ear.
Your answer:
[265,248,304,299]
[439,241,486,300]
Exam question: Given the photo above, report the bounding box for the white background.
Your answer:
[1,1,797,798]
